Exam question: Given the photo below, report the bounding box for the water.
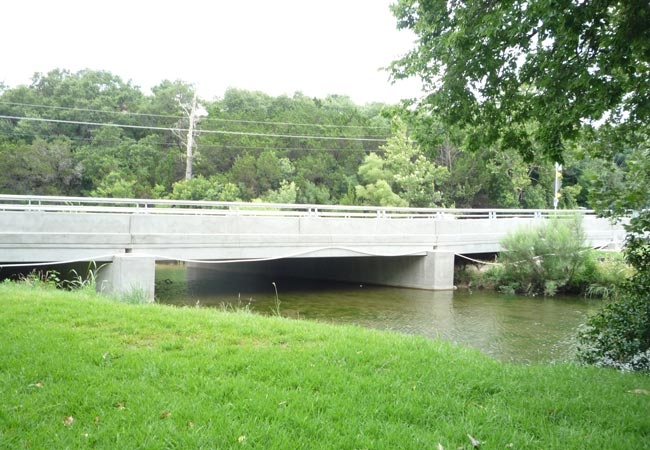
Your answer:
[155,264,602,364]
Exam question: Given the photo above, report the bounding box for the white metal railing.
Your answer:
[0,194,595,219]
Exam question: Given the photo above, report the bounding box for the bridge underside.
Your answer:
[186,252,456,291]
[93,252,456,299]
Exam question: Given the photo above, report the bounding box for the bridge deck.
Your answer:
[0,194,625,264]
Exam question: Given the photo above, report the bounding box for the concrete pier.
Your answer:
[96,255,156,301]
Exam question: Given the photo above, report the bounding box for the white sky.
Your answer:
[2,0,422,104]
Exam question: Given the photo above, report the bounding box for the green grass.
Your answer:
[1,282,649,449]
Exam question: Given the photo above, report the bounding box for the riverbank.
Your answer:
[1,282,648,449]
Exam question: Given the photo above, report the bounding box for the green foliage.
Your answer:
[61,263,102,291]
[390,0,650,162]
[15,270,61,289]
[574,130,650,371]
[356,179,407,207]
[577,289,650,372]
[256,180,297,204]
[577,235,650,371]
[91,171,136,198]
[170,175,241,201]
[12,262,106,293]
[0,68,594,209]
[0,138,81,195]
[355,119,448,207]
[583,252,633,300]
[496,215,594,296]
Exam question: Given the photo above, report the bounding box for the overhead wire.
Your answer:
[0,100,391,133]
[0,130,384,153]
[0,115,389,143]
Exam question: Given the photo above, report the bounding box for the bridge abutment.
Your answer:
[96,254,156,301]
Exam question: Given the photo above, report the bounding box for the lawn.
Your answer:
[0,282,648,449]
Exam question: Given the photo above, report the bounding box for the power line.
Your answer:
[0,100,391,132]
[0,130,383,153]
[0,115,388,143]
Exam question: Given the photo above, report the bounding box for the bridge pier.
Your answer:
[344,251,455,290]
[96,254,156,301]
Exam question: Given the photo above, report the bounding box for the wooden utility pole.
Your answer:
[553,162,562,210]
[185,92,198,181]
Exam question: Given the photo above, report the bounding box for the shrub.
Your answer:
[582,251,632,300]
[496,215,594,296]
[576,289,650,372]
[576,235,650,372]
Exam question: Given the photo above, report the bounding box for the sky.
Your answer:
[2,0,422,104]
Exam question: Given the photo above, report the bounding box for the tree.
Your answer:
[355,151,403,206]
[355,119,448,207]
[575,129,650,370]
[27,69,144,141]
[1,138,81,195]
[255,150,284,193]
[388,0,650,369]
[383,119,449,207]
[390,0,650,162]
[229,153,259,201]
[170,175,240,202]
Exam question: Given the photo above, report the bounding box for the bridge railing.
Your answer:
[0,194,596,220]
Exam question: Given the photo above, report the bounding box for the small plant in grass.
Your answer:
[17,269,61,289]
[219,295,253,313]
[118,287,152,304]
[271,281,281,316]
[60,262,105,291]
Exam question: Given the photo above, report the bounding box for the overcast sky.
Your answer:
[2,0,422,104]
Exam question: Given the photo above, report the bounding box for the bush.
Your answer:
[495,215,594,296]
[577,289,650,372]
[582,251,632,300]
[576,235,650,372]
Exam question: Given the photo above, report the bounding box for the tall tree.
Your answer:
[390,0,650,162]
[355,119,448,207]
[389,0,650,370]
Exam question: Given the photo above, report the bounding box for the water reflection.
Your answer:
[156,264,601,364]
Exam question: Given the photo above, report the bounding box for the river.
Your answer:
[155,263,602,364]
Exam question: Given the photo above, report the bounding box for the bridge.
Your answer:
[0,195,626,299]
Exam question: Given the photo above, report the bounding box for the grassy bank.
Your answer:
[1,283,648,449]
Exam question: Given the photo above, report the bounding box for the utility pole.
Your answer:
[553,162,562,210]
[184,92,198,181]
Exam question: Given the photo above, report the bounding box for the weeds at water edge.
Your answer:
[271,281,281,316]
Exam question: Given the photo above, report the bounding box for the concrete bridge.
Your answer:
[0,195,626,299]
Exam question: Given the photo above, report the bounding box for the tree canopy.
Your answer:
[390,0,650,162]
[0,68,615,210]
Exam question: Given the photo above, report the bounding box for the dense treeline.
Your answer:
[0,68,610,208]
